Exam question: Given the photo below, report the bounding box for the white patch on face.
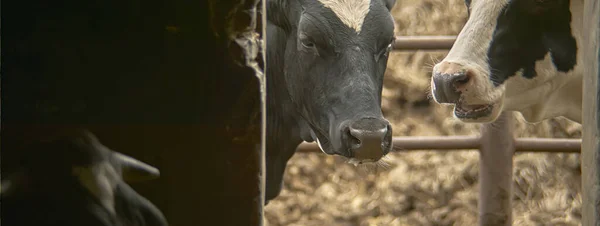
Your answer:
[444,0,508,65]
[318,0,371,33]
[72,162,120,216]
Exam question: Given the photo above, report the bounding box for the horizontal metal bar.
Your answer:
[392,36,456,50]
[514,138,581,153]
[391,136,480,150]
[295,136,581,153]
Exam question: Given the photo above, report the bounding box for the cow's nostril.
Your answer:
[451,72,470,89]
[431,63,471,104]
[346,128,362,148]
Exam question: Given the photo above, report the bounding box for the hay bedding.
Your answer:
[264,0,583,225]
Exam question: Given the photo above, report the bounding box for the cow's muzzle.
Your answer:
[338,117,392,163]
[431,62,472,104]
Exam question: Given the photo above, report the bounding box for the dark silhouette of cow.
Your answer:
[1,129,168,226]
[265,0,397,203]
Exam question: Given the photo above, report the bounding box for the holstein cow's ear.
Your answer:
[267,0,291,30]
[113,152,161,183]
[381,0,397,11]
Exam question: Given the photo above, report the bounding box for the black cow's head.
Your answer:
[430,0,581,123]
[267,0,397,163]
[1,130,167,226]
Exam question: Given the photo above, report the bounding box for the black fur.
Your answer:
[486,0,577,86]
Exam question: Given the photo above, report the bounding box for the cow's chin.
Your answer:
[308,130,335,155]
[314,137,328,154]
[452,100,503,123]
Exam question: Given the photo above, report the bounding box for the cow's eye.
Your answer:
[298,33,319,54]
[375,43,393,61]
[301,40,315,49]
[379,38,395,56]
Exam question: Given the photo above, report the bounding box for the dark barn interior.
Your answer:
[2,0,266,225]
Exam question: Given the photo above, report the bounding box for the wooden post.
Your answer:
[478,112,515,226]
[582,0,600,224]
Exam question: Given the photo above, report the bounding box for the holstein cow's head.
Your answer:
[430,0,581,123]
[1,130,168,226]
[268,0,397,163]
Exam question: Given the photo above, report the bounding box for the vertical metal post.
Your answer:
[582,0,600,224]
[478,112,515,226]
[259,0,268,224]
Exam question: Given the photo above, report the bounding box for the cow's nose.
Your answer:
[342,118,392,161]
[432,62,471,104]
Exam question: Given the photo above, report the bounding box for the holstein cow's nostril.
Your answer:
[432,62,471,104]
[450,72,470,88]
[345,118,393,161]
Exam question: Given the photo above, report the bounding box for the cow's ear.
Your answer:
[113,152,161,183]
[381,0,396,11]
[267,0,291,30]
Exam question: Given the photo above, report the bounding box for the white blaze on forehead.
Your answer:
[317,0,371,33]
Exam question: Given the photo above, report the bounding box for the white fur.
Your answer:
[431,0,583,124]
[318,0,371,33]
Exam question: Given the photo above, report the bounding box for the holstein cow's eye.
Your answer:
[375,38,395,61]
[298,33,319,55]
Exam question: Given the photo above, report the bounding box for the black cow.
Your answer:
[265,0,397,203]
[1,129,168,226]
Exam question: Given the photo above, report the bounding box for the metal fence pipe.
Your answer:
[391,135,480,150]
[478,112,514,226]
[392,36,456,50]
[295,137,581,153]
[515,138,581,153]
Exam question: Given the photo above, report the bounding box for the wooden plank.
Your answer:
[478,112,514,226]
[582,0,600,224]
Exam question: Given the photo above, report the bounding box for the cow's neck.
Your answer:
[266,73,305,154]
[503,71,582,123]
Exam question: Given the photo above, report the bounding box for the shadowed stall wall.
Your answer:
[2,0,266,225]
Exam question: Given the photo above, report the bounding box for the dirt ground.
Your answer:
[264,0,583,225]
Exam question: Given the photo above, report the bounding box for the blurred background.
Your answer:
[264,0,583,225]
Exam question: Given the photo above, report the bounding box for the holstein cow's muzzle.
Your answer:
[337,117,392,164]
[431,61,498,121]
[431,62,472,104]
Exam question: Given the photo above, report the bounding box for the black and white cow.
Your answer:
[265,0,397,203]
[430,0,583,123]
[1,129,168,226]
